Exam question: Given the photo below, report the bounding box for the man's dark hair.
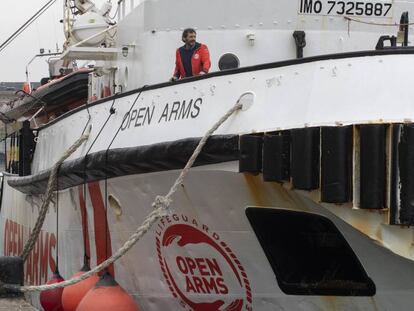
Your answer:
[182,28,196,42]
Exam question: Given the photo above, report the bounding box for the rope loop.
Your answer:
[152,195,172,214]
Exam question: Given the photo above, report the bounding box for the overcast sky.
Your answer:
[0,0,110,82]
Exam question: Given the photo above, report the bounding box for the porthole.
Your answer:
[218,53,240,71]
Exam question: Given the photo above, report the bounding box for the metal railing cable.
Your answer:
[0,0,58,54]
[4,98,243,292]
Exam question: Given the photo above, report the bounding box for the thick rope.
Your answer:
[6,100,242,292]
[20,128,91,261]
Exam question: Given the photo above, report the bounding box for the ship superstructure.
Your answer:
[1,0,414,310]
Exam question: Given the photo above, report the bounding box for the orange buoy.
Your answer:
[40,270,65,311]
[62,262,99,311]
[76,272,140,311]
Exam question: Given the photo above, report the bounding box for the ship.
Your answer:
[1,0,414,310]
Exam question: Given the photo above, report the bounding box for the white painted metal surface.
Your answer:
[112,0,414,88]
[5,0,414,309]
[32,53,414,172]
[61,47,118,61]
[1,169,414,310]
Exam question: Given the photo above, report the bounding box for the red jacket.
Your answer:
[174,43,211,79]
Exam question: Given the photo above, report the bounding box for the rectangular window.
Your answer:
[246,207,376,296]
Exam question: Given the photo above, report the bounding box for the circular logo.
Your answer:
[193,54,200,60]
[156,214,252,311]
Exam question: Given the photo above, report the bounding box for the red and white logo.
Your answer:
[193,54,200,60]
[156,214,252,311]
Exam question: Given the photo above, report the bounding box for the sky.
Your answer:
[0,0,111,82]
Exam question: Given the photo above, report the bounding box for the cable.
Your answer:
[15,90,49,113]
[0,1,56,54]
[345,16,414,27]
[82,182,90,267]
[84,99,117,156]
[82,98,117,272]
[55,168,60,273]
[4,0,58,49]
[106,88,146,151]
[0,0,58,54]
[84,88,145,163]
[109,5,119,20]
[104,177,109,273]
[4,124,7,172]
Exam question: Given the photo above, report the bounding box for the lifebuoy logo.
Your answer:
[156,214,252,311]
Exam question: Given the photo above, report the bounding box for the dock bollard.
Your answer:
[0,257,24,298]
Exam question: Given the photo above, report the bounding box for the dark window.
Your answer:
[246,208,376,296]
[218,53,240,70]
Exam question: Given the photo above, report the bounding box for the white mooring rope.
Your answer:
[21,128,91,262]
[3,100,242,293]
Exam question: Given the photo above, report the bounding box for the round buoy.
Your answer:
[76,272,140,311]
[62,262,99,311]
[40,270,65,311]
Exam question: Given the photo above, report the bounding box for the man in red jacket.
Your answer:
[172,28,211,80]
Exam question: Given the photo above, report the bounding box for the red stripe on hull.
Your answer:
[88,182,114,276]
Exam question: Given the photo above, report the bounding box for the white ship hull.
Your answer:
[2,51,414,310]
[2,165,414,310]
